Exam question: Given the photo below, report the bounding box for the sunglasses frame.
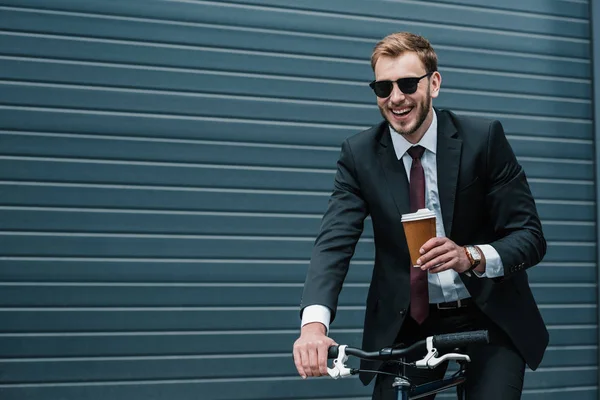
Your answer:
[369,72,434,98]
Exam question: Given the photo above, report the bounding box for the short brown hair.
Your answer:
[371,32,438,73]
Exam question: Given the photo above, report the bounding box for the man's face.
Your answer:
[373,53,441,143]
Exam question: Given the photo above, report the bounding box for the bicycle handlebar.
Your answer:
[327,329,489,361]
[327,330,489,379]
[327,338,427,361]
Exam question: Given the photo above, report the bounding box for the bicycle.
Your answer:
[327,330,489,400]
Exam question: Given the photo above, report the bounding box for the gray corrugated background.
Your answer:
[0,0,596,399]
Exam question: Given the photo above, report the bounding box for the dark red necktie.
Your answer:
[407,145,429,324]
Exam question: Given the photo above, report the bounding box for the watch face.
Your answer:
[470,247,481,261]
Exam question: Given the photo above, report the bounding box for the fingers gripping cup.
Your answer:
[401,208,437,267]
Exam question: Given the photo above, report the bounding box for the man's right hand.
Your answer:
[292,322,337,379]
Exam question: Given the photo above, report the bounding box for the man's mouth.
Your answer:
[391,107,413,117]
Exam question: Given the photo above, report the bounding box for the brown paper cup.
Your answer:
[401,208,437,267]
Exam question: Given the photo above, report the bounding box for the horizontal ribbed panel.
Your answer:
[0,260,594,284]
[0,307,595,331]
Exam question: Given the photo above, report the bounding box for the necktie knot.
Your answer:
[407,145,425,160]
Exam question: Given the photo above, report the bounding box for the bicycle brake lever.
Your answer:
[429,352,471,367]
[327,345,352,379]
[415,337,471,369]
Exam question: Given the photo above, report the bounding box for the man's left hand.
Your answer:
[416,237,471,274]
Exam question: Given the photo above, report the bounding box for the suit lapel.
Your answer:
[377,125,410,217]
[436,110,462,236]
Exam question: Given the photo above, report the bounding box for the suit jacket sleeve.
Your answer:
[300,139,369,323]
[484,120,546,279]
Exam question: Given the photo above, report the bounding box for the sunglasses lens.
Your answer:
[397,78,419,94]
[373,81,393,98]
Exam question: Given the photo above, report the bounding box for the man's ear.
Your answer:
[430,71,442,98]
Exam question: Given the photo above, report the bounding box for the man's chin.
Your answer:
[389,121,417,136]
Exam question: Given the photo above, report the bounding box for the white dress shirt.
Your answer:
[302,113,505,331]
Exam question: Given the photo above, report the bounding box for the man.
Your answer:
[292,32,548,399]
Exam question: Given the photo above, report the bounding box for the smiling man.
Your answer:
[292,32,548,399]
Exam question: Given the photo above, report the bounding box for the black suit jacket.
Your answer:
[300,109,548,385]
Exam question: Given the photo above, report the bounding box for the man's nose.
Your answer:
[389,83,406,103]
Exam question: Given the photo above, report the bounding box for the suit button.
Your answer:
[399,309,406,316]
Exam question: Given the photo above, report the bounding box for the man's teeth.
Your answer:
[392,108,411,116]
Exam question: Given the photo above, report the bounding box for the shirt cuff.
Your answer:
[301,305,331,335]
[474,244,504,278]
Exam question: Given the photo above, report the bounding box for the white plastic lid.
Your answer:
[401,208,436,222]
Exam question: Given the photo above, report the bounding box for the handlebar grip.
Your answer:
[327,345,339,359]
[433,330,489,351]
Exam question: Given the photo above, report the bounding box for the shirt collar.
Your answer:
[389,111,438,160]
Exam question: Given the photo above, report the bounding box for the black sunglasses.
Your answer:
[369,72,434,98]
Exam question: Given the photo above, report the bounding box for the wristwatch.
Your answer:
[464,245,481,270]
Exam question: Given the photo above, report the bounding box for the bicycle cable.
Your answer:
[353,369,401,377]
[451,368,466,378]
[390,360,417,368]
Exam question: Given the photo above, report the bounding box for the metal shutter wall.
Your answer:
[0,0,594,399]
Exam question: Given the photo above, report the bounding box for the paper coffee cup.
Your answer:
[401,208,437,267]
